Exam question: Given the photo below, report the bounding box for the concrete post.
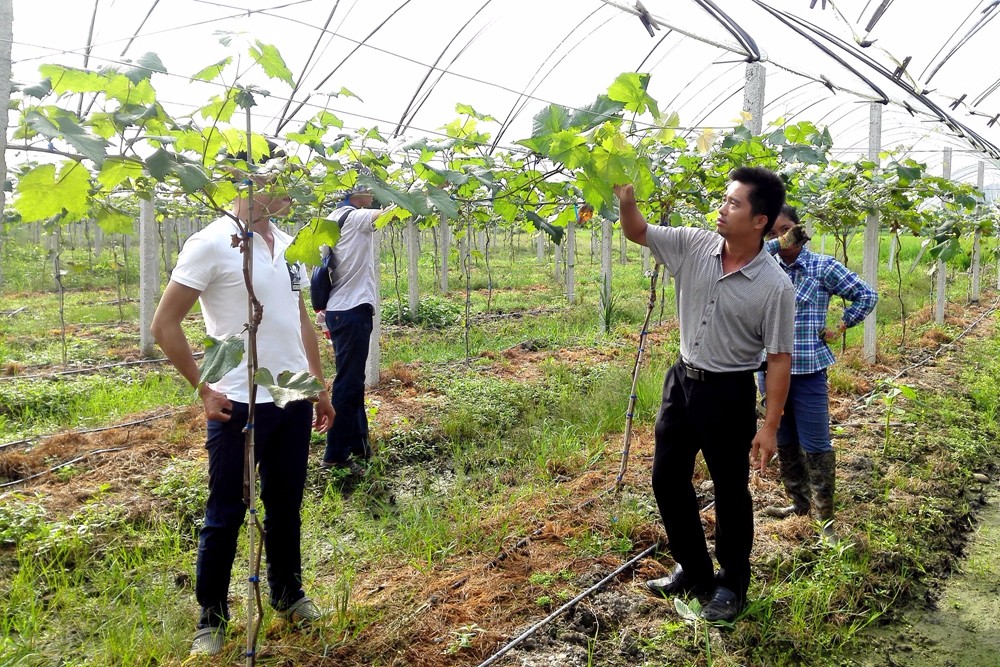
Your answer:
[862,103,881,363]
[935,148,952,324]
[406,219,419,317]
[439,216,450,293]
[971,161,984,302]
[366,229,381,388]
[138,197,159,358]
[742,61,766,135]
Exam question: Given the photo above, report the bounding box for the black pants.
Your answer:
[196,400,311,628]
[323,303,374,464]
[651,361,756,598]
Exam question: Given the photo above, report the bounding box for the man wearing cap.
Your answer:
[316,185,382,474]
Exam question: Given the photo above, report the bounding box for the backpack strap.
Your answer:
[333,206,355,227]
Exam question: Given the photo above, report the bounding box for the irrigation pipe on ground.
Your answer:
[0,409,185,452]
[474,542,659,667]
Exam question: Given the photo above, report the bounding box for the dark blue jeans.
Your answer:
[652,361,756,600]
[777,369,831,454]
[196,400,311,629]
[323,304,374,465]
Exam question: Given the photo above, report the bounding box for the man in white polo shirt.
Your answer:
[615,166,794,623]
[151,168,335,655]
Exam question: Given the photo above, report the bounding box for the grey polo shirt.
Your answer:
[647,225,794,373]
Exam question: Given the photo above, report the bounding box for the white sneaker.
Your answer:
[190,626,225,655]
[281,596,322,625]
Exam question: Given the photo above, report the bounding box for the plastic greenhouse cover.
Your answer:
[7,0,1000,185]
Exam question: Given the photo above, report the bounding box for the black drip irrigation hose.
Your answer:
[0,409,185,453]
[0,353,203,382]
[474,542,659,667]
[858,294,1000,404]
[0,446,128,489]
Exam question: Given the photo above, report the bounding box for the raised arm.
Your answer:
[613,184,649,247]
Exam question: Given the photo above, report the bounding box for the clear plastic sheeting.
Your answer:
[7,0,1000,183]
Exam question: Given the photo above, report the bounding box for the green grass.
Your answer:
[2,223,1000,666]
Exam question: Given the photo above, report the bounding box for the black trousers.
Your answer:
[652,360,757,598]
[323,303,374,464]
[196,400,311,628]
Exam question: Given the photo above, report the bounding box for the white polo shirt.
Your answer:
[324,206,380,312]
[171,216,309,403]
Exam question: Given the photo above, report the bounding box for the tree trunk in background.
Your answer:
[619,228,627,264]
[138,197,159,358]
[536,232,544,263]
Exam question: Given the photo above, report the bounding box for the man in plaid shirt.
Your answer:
[762,204,878,543]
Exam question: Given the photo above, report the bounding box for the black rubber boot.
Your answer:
[764,443,811,518]
[806,450,839,545]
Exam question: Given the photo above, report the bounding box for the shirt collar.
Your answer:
[778,245,812,270]
[712,236,776,279]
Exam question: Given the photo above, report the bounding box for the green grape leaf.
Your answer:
[199,334,245,385]
[104,74,156,105]
[361,176,429,216]
[531,103,571,137]
[95,205,135,234]
[39,64,107,94]
[144,149,211,192]
[192,57,233,82]
[22,78,52,99]
[607,72,659,117]
[254,369,324,408]
[124,52,167,84]
[567,94,625,131]
[424,186,459,219]
[25,110,109,166]
[13,162,91,222]
[97,157,144,192]
[250,41,294,86]
[525,210,564,245]
[284,217,343,267]
[455,103,496,121]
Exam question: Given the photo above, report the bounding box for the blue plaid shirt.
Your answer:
[765,240,878,375]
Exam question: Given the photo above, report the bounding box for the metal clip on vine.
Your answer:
[614,262,661,492]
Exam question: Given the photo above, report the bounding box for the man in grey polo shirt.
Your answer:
[614,166,794,623]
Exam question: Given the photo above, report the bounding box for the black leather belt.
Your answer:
[680,359,754,382]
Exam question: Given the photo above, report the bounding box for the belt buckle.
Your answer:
[684,364,706,381]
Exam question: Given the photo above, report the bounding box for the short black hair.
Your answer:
[780,204,799,224]
[728,166,785,236]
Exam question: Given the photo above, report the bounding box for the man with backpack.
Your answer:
[314,185,383,474]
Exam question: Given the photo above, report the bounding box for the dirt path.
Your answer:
[856,483,1000,667]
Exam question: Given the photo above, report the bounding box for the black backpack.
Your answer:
[309,207,354,311]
